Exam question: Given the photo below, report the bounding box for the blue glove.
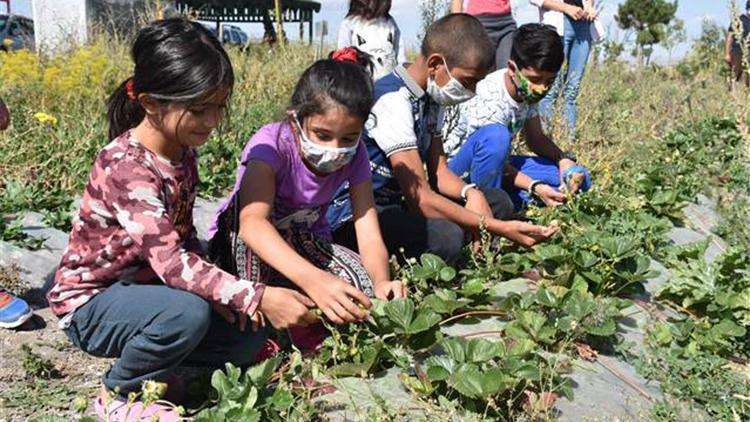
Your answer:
[562,164,592,192]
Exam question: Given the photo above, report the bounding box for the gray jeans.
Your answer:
[474,13,517,70]
[63,281,268,397]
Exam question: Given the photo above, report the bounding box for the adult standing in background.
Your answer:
[725,1,750,88]
[530,0,600,141]
[451,0,516,70]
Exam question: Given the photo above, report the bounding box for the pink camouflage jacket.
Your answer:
[47,131,264,318]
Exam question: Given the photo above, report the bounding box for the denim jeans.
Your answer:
[447,124,591,210]
[63,281,268,397]
[332,187,514,263]
[540,16,592,140]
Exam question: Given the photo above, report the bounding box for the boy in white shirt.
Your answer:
[445,24,590,211]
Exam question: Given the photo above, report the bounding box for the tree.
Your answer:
[693,18,726,69]
[616,0,679,65]
[419,0,451,40]
[662,18,687,64]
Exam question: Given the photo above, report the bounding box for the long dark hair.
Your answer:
[107,18,234,141]
[290,48,374,124]
[347,0,392,20]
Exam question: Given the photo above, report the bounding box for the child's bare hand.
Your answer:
[374,280,407,300]
[535,184,567,207]
[259,286,318,329]
[210,302,265,332]
[305,273,372,325]
[495,221,559,248]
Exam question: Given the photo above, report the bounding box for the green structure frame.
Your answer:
[174,0,321,42]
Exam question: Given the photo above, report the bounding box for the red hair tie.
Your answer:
[330,47,360,65]
[125,78,136,101]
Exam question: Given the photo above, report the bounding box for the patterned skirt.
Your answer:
[208,196,374,298]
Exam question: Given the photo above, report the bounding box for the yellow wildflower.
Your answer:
[2,38,12,46]
[34,112,58,126]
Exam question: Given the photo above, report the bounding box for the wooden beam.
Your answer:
[274,0,285,44]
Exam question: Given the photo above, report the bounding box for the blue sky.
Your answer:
[5,0,737,62]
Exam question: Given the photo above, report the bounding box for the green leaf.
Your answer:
[562,290,597,320]
[268,387,294,413]
[536,244,568,262]
[408,309,442,335]
[600,236,637,259]
[574,250,599,269]
[466,338,503,363]
[650,323,674,345]
[712,319,746,338]
[420,253,446,271]
[447,365,514,398]
[535,287,558,308]
[557,316,578,333]
[385,298,415,332]
[508,338,536,357]
[504,320,531,341]
[242,387,259,412]
[424,289,466,315]
[442,337,467,363]
[412,266,437,280]
[585,319,617,337]
[460,278,486,297]
[518,311,548,337]
[425,355,456,381]
[439,266,457,282]
[245,356,280,387]
[513,362,542,381]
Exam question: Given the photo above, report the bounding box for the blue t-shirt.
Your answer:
[327,64,441,230]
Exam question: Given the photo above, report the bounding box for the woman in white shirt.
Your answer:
[529,0,600,141]
[338,0,406,81]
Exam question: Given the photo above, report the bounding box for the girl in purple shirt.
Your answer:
[209,48,405,352]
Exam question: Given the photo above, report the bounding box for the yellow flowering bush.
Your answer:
[0,49,42,89]
[42,42,124,99]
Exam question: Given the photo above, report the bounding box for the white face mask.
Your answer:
[426,57,475,106]
[293,116,360,174]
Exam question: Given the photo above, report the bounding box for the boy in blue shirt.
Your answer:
[444,23,591,211]
[328,14,558,264]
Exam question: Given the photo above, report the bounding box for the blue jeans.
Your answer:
[449,124,513,190]
[540,16,592,140]
[63,281,268,397]
[448,124,589,210]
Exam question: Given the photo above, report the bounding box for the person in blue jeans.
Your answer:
[531,0,599,141]
[444,24,591,211]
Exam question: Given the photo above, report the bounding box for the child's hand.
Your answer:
[305,272,372,325]
[373,280,407,300]
[211,302,266,332]
[258,286,318,330]
[492,220,559,248]
[535,184,567,207]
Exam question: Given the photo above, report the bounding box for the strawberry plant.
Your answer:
[316,298,444,377]
[499,287,630,350]
[417,336,572,417]
[195,357,308,421]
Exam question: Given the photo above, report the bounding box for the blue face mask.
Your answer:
[293,115,360,173]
